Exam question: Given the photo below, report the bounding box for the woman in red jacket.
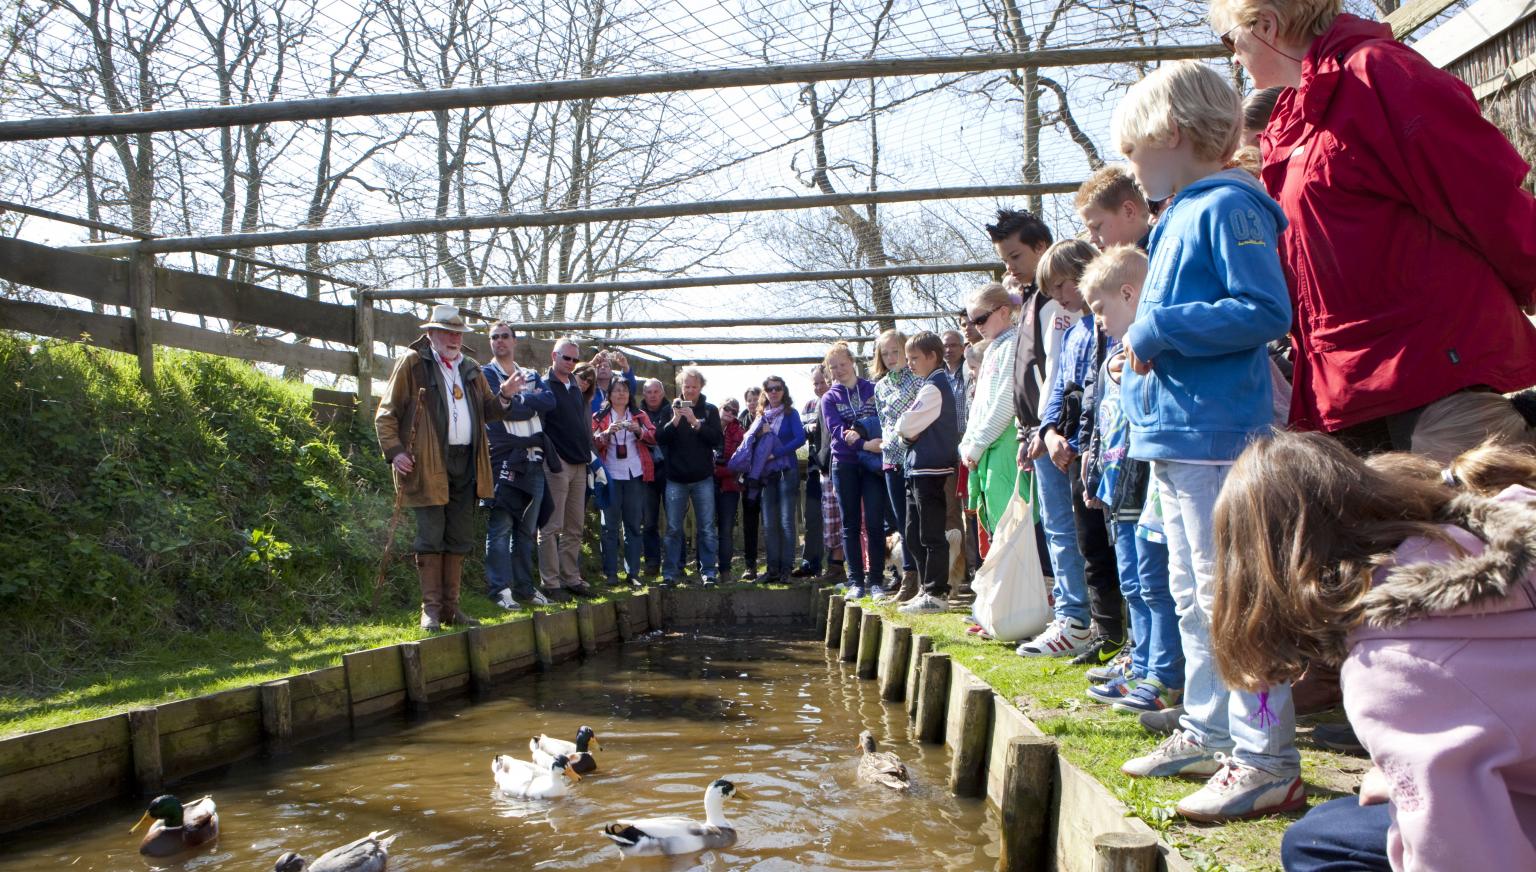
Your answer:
[714,398,747,582]
[592,378,657,586]
[1211,0,1536,456]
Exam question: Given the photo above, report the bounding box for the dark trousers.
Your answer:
[832,460,886,587]
[742,492,761,570]
[641,466,667,570]
[800,467,824,571]
[1069,456,1124,640]
[1280,796,1390,871]
[905,474,951,597]
[716,488,739,577]
[412,445,475,554]
[884,467,916,574]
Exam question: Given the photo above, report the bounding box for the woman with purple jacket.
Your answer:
[739,376,806,584]
[820,342,886,598]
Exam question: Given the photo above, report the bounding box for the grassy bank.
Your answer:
[866,604,1369,872]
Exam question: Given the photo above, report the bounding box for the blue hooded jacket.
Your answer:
[1124,169,1292,462]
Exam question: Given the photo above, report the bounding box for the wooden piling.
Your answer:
[824,594,845,647]
[259,680,294,756]
[877,623,912,701]
[1093,832,1160,872]
[999,735,1059,872]
[576,602,597,655]
[838,603,862,662]
[914,652,951,743]
[905,633,932,717]
[466,627,493,696]
[645,590,663,631]
[948,684,992,797]
[813,587,829,636]
[613,598,633,642]
[533,611,555,669]
[127,707,163,796]
[855,611,881,679]
[400,642,429,713]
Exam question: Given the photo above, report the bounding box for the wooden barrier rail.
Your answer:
[0,586,814,836]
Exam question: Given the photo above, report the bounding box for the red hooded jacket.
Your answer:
[1261,14,1536,432]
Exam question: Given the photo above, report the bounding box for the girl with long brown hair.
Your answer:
[1212,431,1536,870]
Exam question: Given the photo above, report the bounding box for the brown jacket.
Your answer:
[376,335,508,508]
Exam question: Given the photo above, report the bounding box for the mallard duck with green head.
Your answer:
[131,794,219,857]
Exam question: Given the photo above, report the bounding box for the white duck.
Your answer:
[492,753,580,800]
[601,778,745,858]
[532,726,600,762]
[529,732,598,775]
[273,830,398,872]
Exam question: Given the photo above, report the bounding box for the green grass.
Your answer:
[864,604,1370,872]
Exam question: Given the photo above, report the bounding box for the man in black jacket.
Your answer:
[793,364,830,578]
[638,377,672,576]
[656,367,723,587]
[537,337,596,598]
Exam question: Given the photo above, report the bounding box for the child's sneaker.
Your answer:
[1114,678,1183,714]
[1069,634,1125,667]
[1085,673,1137,704]
[1015,619,1095,658]
[898,594,948,614]
[1175,757,1306,822]
[1121,730,1222,780]
[1086,652,1133,684]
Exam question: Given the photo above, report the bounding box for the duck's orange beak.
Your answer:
[131,811,152,833]
[564,764,583,782]
[590,737,602,752]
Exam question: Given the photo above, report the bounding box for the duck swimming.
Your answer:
[601,778,745,858]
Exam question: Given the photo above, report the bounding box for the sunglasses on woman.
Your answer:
[967,306,1000,327]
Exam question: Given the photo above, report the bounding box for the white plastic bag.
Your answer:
[969,490,1052,642]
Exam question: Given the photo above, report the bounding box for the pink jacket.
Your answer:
[1342,486,1536,871]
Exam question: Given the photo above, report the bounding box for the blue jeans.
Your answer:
[484,464,545,599]
[799,468,824,572]
[761,467,800,577]
[883,467,915,572]
[1280,796,1390,872]
[600,476,645,579]
[1035,458,1088,626]
[832,460,886,587]
[664,478,718,582]
[1112,520,1148,678]
[1134,532,1182,689]
[641,467,667,569]
[1155,461,1299,776]
[715,487,739,577]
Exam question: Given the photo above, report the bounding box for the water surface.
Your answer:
[2,631,997,870]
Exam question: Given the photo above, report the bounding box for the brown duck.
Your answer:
[132,794,219,857]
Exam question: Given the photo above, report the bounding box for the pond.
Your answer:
[2,631,999,871]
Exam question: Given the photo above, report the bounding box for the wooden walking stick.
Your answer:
[372,387,426,609]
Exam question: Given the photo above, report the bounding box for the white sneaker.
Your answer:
[1015,619,1094,658]
[1120,729,1222,780]
[1175,756,1306,822]
[494,589,517,611]
[523,589,551,607]
[898,594,947,614]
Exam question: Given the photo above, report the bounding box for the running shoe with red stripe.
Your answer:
[1014,619,1095,658]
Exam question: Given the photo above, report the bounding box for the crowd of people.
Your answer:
[372,0,1536,867]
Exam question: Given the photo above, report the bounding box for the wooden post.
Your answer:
[466,627,493,696]
[948,685,993,797]
[855,611,881,679]
[127,708,163,796]
[354,295,374,417]
[877,623,912,702]
[400,642,428,713]
[824,594,845,648]
[576,602,597,655]
[128,251,155,389]
[813,587,828,636]
[260,680,294,756]
[914,652,951,743]
[838,603,862,662]
[905,634,933,717]
[533,611,555,669]
[613,598,633,642]
[645,590,663,632]
[1000,735,1059,872]
[1093,832,1161,872]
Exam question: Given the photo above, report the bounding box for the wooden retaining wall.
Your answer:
[0,587,814,835]
[847,603,1197,872]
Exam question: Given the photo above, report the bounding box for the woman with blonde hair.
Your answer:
[819,342,886,598]
[957,282,1022,534]
[873,328,924,600]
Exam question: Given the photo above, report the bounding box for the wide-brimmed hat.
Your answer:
[420,304,471,333]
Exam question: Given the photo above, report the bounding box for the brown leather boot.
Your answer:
[440,552,481,628]
[416,553,443,631]
[895,570,921,603]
